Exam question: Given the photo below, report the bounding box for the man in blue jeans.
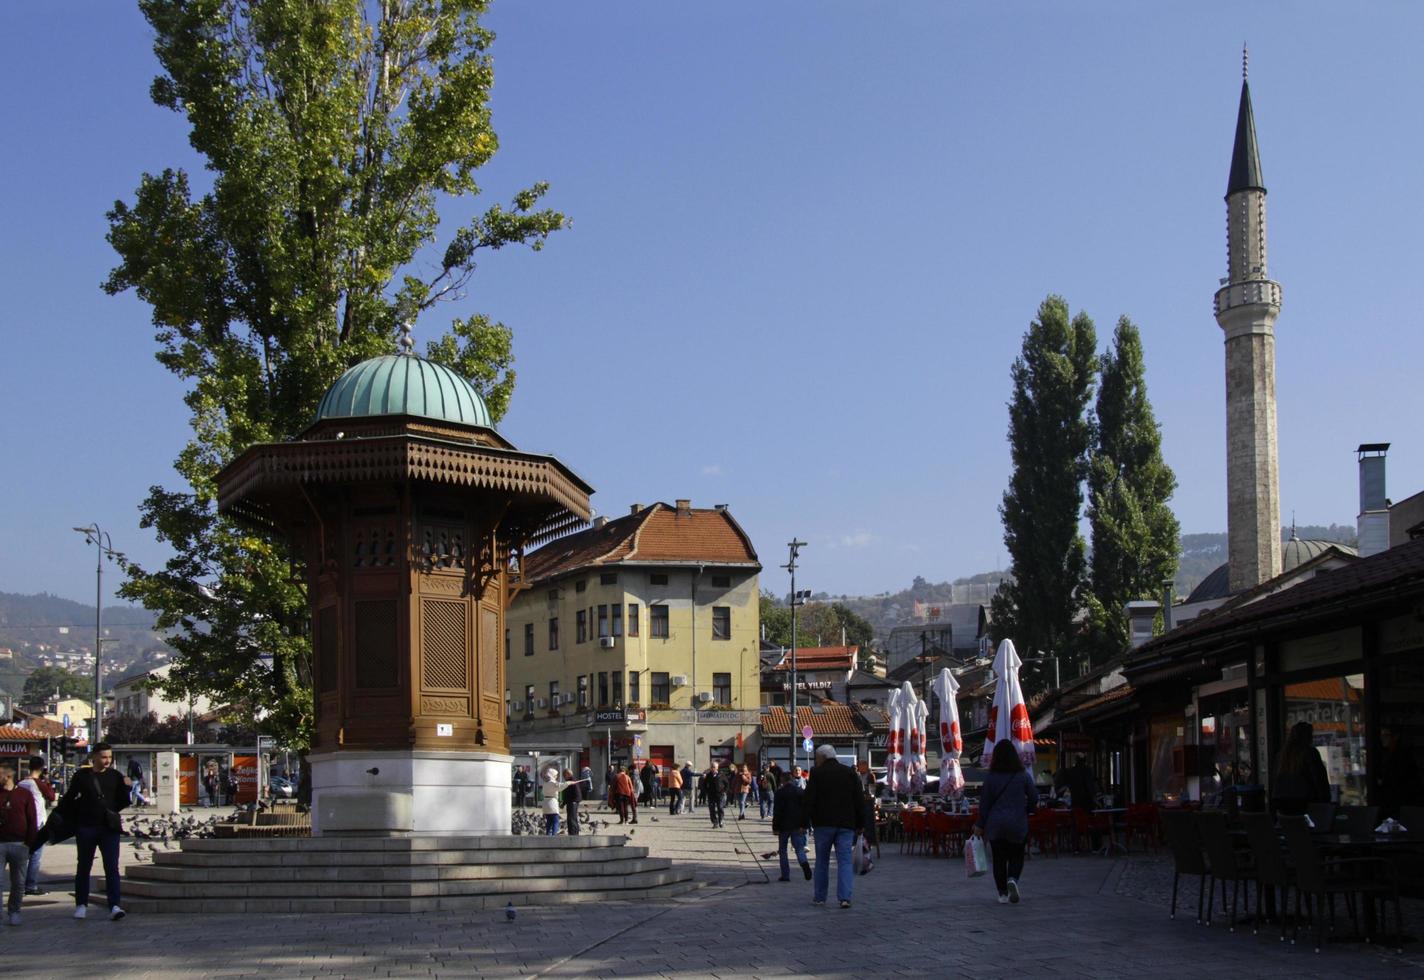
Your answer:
[771,772,811,881]
[801,744,864,909]
[60,742,131,920]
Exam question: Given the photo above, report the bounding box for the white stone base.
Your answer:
[309,750,512,836]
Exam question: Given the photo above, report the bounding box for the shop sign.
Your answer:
[0,741,38,755]
[1379,614,1424,657]
[1278,627,1361,674]
[1060,733,1094,753]
[591,708,646,725]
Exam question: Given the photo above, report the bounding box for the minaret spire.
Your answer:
[1215,54,1282,594]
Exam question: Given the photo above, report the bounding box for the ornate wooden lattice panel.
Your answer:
[316,605,338,693]
[480,604,500,698]
[421,599,469,691]
[353,599,399,689]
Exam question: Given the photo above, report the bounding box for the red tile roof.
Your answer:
[760,703,868,739]
[523,502,759,584]
[771,646,858,671]
[0,726,47,742]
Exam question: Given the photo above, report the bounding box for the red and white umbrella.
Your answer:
[886,684,907,795]
[905,682,928,794]
[981,639,1036,769]
[932,667,965,795]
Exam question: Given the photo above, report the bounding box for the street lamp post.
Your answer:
[782,540,807,772]
[73,524,122,745]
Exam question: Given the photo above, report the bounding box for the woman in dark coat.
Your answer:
[1271,722,1331,816]
[561,769,583,835]
[973,740,1038,905]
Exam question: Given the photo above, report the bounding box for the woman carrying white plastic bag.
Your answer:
[972,740,1038,904]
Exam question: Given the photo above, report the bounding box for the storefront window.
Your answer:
[1283,673,1366,805]
[1149,713,1187,802]
[1378,658,1424,812]
[1199,692,1254,804]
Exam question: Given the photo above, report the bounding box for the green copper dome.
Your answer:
[315,355,492,428]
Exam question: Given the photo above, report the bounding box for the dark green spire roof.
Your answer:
[1227,79,1265,198]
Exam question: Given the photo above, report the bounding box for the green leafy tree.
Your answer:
[760,595,876,660]
[22,667,92,707]
[992,296,1097,690]
[104,1,566,749]
[1083,318,1180,663]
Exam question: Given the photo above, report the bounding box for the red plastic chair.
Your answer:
[1027,809,1059,858]
[1125,803,1161,852]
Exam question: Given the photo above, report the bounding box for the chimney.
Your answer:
[1124,600,1161,649]
[1160,581,1175,632]
[592,516,608,529]
[714,503,728,512]
[1357,443,1390,557]
[675,499,692,516]
[629,503,642,516]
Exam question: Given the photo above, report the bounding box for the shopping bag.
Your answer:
[852,833,874,876]
[965,836,988,878]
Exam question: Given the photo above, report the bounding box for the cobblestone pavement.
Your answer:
[10,803,1423,979]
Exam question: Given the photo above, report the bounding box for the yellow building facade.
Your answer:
[504,501,760,783]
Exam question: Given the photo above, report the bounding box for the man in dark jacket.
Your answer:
[681,762,697,812]
[772,772,811,882]
[800,745,864,909]
[700,762,726,828]
[61,742,131,920]
[0,759,38,925]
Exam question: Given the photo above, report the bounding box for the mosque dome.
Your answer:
[315,354,492,429]
[1184,534,1359,604]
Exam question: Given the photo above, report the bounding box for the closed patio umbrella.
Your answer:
[906,682,929,794]
[980,639,1036,769]
[932,667,965,796]
[887,684,907,795]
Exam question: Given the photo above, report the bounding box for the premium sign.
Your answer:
[0,741,38,755]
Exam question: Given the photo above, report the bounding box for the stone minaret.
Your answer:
[1214,52,1282,593]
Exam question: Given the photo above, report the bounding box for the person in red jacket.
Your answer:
[0,759,38,926]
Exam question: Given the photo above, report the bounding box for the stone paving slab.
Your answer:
[6,804,1421,978]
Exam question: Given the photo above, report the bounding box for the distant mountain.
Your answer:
[0,592,171,698]
[828,523,1357,643]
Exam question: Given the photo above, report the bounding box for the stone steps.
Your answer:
[149,844,648,867]
[121,879,704,915]
[126,854,666,888]
[121,833,696,914]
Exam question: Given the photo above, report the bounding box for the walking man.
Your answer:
[701,761,725,828]
[18,758,53,896]
[665,763,683,815]
[62,742,131,920]
[0,760,37,925]
[801,744,864,909]
[682,761,697,812]
[772,772,812,882]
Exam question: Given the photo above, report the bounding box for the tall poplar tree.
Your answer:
[991,296,1097,690]
[103,1,567,747]
[1083,318,1180,661]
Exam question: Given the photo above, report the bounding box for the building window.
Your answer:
[524,684,535,718]
[505,689,511,719]
[597,605,609,638]
[712,606,731,640]
[711,575,731,588]
[547,588,560,601]
[575,579,587,593]
[713,672,732,705]
[650,573,669,586]
[523,622,535,656]
[598,672,609,707]
[548,617,559,651]
[549,680,559,709]
[629,672,640,705]
[600,572,618,585]
[577,610,587,643]
[577,675,588,708]
[612,671,623,706]
[611,604,623,637]
[651,605,669,638]
[505,628,510,660]
[652,672,670,705]
[627,603,639,637]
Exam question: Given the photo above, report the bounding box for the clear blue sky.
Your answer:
[3,2,1422,608]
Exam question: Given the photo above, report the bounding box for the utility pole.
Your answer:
[782,540,807,772]
[73,524,122,745]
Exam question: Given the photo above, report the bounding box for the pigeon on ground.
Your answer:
[505,902,516,922]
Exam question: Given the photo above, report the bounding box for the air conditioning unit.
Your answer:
[512,701,524,712]
[536,698,547,708]
[671,675,688,687]
[599,636,616,649]
[696,692,713,703]
[560,694,573,705]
